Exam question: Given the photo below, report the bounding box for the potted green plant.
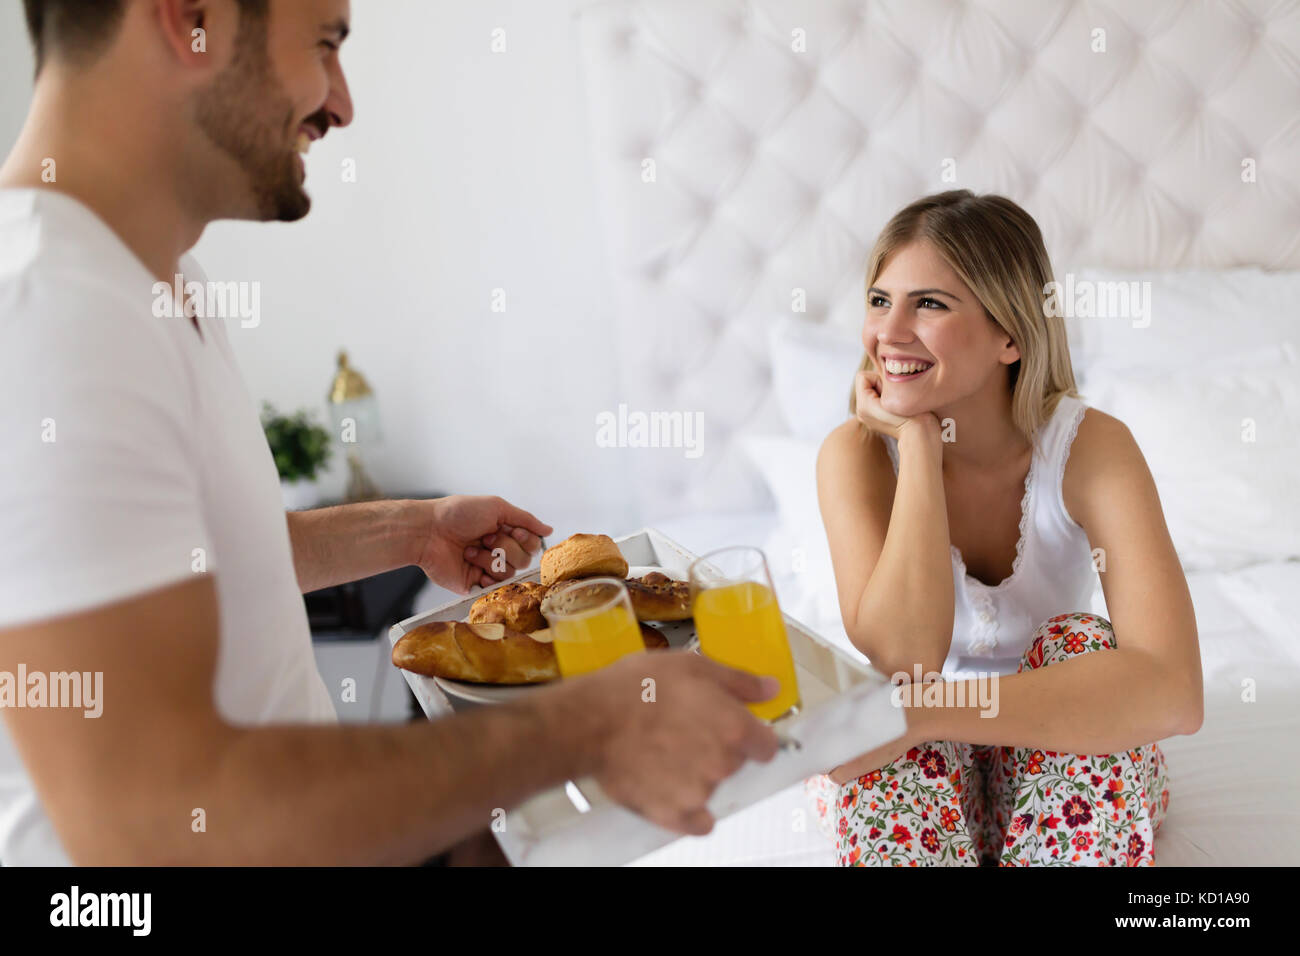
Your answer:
[261,402,333,510]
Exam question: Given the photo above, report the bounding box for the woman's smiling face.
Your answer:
[863,240,1021,419]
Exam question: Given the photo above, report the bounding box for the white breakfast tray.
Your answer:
[389,527,904,866]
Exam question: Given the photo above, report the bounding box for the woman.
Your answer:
[805,190,1202,866]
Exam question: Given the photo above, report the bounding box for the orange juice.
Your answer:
[551,604,646,677]
[693,581,800,721]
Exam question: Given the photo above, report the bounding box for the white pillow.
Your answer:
[1065,268,1300,383]
[738,434,847,640]
[769,319,861,443]
[1082,357,1300,571]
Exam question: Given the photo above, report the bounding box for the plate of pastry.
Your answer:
[390,533,697,706]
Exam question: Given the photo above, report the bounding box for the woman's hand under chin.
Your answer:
[854,368,941,442]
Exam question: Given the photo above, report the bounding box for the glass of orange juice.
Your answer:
[540,577,647,678]
[689,547,800,722]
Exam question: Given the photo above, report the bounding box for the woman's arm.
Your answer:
[818,414,955,678]
[829,410,1203,780]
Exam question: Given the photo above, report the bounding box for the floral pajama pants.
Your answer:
[806,612,1171,866]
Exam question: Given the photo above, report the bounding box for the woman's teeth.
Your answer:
[884,359,933,375]
[295,132,311,154]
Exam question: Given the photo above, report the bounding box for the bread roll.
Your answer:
[626,571,692,622]
[540,533,628,586]
[468,581,549,633]
[392,621,558,684]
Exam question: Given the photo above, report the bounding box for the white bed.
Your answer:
[629,513,1300,866]
[570,0,1300,866]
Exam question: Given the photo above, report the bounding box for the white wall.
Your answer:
[0,0,639,536]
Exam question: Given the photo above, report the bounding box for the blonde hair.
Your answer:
[850,190,1078,444]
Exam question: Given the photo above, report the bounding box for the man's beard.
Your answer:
[193,17,310,222]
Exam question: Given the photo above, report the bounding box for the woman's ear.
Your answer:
[1000,337,1021,366]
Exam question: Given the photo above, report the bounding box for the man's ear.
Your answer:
[153,0,235,69]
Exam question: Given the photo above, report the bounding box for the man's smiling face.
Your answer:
[194,0,353,222]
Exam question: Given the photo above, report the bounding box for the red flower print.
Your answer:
[838,816,848,837]
[1062,795,1093,827]
[1046,835,1056,847]
[891,824,913,844]
[1161,789,1170,813]
[1104,778,1127,809]
[849,833,857,846]
[858,769,883,789]
[1072,831,1094,851]
[869,827,881,840]
[905,747,921,762]
[939,807,960,832]
[1063,631,1087,654]
[848,847,861,865]
[1027,751,1045,775]
[921,829,940,854]
[1026,639,1044,670]
[1126,833,1146,864]
[1048,614,1071,624]
[919,748,948,779]
[1040,813,1062,831]
[1090,774,1104,787]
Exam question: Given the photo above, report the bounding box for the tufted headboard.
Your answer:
[575,0,1300,519]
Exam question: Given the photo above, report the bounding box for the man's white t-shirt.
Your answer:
[0,188,337,865]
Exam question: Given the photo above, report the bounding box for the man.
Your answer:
[0,0,779,865]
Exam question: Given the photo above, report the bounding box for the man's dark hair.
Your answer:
[23,0,127,73]
[23,0,267,75]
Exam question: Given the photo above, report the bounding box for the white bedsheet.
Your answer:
[634,512,1300,866]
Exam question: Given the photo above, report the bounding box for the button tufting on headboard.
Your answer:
[576,0,1300,518]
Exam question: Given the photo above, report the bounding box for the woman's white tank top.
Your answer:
[881,395,1100,679]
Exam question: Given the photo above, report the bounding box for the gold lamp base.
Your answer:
[344,451,381,503]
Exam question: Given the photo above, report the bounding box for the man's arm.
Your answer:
[286,498,422,593]
[0,575,778,864]
[286,495,553,594]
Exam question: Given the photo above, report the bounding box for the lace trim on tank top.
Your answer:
[1057,400,1088,532]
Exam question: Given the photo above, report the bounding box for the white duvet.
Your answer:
[633,513,1300,867]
